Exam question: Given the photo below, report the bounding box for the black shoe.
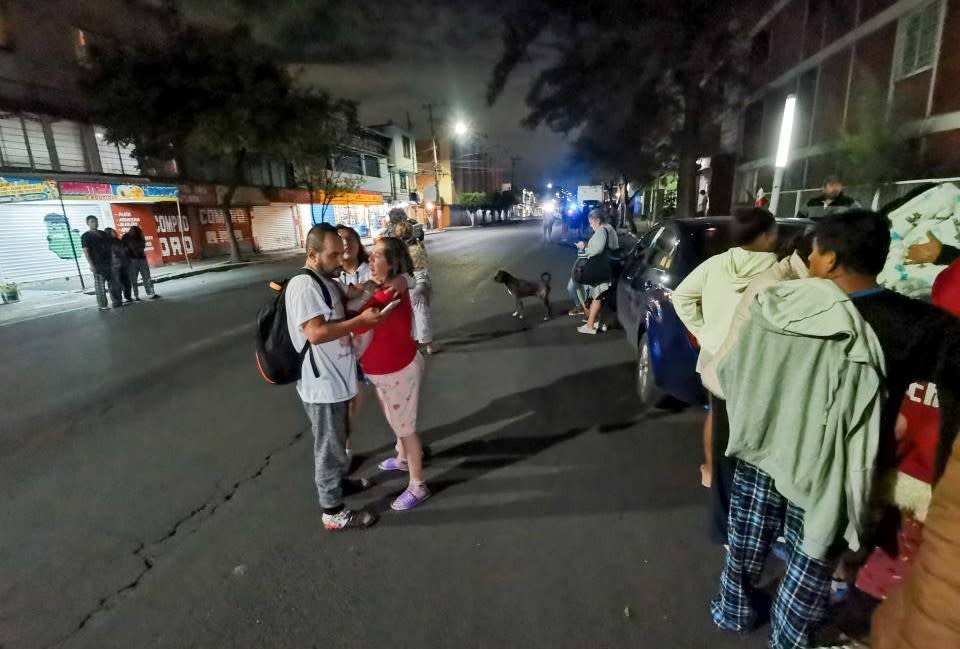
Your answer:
[322,509,377,530]
[341,477,372,496]
[150,294,161,300]
[134,296,142,301]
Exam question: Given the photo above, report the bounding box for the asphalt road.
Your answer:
[1,222,767,649]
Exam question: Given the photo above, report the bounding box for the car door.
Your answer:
[618,226,675,349]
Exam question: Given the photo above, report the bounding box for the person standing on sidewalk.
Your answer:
[287,223,386,531]
[104,228,133,304]
[81,215,120,310]
[672,207,779,545]
[122,226,159,300]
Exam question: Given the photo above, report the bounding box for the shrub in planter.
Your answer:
[1,282,20,304]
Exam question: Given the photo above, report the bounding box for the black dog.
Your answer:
[493,270,552,320]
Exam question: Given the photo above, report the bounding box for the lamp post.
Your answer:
[769,94,797,216]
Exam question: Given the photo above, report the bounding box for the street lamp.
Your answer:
[547,182,553,189]
[769,94,797,215]
[454,120,469,138]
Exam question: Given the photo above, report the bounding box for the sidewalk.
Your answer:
[0,227,456,327]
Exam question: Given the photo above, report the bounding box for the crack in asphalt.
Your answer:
[47,430,306,649]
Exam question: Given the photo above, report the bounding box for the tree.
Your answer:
[282,92,364,225]
[824,84,924,198]
[458,192,488,210]
[487,1,749,218]
[84,25,296,262]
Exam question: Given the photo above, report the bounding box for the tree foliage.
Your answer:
[488,0,749,218]
[84,25,296,261]
[458,192,488,209]
[281,92,364,223]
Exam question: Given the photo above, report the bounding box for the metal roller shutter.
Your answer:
[0,202,110,283]
[251,204,297,252]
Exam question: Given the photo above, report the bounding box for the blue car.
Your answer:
[616,216,811,409]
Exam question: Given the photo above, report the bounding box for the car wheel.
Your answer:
[636,332,665,409]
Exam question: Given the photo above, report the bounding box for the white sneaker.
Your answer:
[577,324,597,335]
[322,509,377,531]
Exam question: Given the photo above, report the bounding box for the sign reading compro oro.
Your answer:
[0,177,59,202]
[60,182,178,202]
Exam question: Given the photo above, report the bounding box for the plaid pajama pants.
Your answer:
[710,461,836,649]
[92,267,121,308]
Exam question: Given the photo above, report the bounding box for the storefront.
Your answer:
[0,176,179,285]
[251,203,299,252]
[178,184,259,258]
[271,188,385,241]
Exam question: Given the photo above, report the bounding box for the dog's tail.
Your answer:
[541,272,552,287]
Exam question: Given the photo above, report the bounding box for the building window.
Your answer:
[95,126,139,175]
[73,28,90,66]
[336,153,363,175]
[0,2,14,50]
[898,2,940,79]
[750,30,770,65]
[51,120,88,172]
[363,155,381,177]
[399,173,408,190]
[402,135,411,158]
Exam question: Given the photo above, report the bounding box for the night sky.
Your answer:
[181,1,585,190]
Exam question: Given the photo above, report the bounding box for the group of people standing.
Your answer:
[673,207,960,648]
[81,215,158,310]
[285,211,435,531]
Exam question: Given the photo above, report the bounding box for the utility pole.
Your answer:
[423,102,444,226]
[510,156,521,190]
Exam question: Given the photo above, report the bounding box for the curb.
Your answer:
[77,227,460,294]
[79,254,302,294]
[152,261,255,284]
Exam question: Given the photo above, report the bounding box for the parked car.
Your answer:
[616,216,812,408]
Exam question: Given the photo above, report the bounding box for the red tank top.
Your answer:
[359,287,417,375]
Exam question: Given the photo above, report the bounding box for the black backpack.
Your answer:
[255,269,332,385]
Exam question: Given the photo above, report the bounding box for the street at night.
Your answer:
[5,1,960,648]
[1,223,763,649]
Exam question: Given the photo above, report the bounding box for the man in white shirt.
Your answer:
[286,223,385,531]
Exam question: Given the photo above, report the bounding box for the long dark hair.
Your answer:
[336,225,368,264]
[377,236,413,279]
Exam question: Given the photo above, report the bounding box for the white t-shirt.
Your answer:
[284,272,358,404]
[339,262,372,287]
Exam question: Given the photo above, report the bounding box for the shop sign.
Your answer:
[60,181,178,202]
[154,211,195,260]
[0,176,59,202]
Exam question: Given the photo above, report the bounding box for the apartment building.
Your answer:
[730,0,960,214]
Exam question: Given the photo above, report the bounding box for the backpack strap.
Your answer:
[292,269,334,379]
[297,268,332,309]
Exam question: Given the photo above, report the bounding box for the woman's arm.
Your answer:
[584,228,608,257]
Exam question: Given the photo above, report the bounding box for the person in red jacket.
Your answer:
[357,236,431,511]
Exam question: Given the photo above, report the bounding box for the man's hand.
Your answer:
[386,275,409,295]
[905,231,943,264]
[576,241,586,251]
[356,306,385,327]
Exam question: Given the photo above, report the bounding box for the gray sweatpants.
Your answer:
[303,400,350,511]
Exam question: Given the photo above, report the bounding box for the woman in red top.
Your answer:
[360,237,430,510]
